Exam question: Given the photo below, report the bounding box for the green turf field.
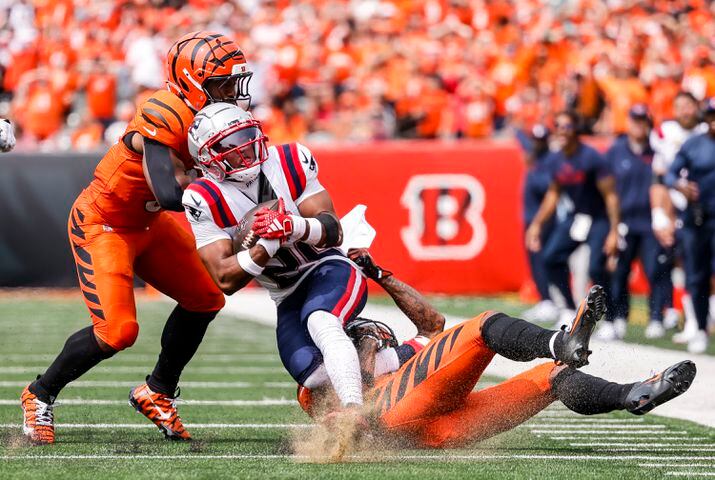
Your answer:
[0,294,713,479]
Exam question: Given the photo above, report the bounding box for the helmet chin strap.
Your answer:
[227,164,261,187]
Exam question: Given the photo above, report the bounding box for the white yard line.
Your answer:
[528,418,645,423]
[525,424,666,429]
[530,430,688,435]
[223,290,715,427]
[0,366,284,374]
[3,454,715,462]
[0,399,297,406]
[550,437,703,441]
[640,464,715,468]
[0,423,311,429]
[0,354,279,362]
[666,473,715,477]
[570,443,714,447]
[598,448,715,452]
[0,381,294,388]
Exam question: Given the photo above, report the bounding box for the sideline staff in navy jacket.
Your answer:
[607,105,673,340]
[664,97,715,353]
[517,125,558,322]
[526,111,621,327]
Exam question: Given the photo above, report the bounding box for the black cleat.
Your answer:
[558,285,606,368]
[625,360,697,415]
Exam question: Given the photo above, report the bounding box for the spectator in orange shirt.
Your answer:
[597,62,649,134]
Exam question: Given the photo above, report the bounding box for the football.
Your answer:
[232,199,280,252]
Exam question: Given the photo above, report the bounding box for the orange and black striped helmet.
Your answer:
[166,31,252,111]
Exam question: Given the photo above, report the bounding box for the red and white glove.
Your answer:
[252,198,296,241]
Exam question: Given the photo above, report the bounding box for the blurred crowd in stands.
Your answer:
[1,0,715,150]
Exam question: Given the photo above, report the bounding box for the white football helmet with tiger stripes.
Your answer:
[187,102,268,184]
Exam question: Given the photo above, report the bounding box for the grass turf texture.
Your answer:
[0,295,713,479]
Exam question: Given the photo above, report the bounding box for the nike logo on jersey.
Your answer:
[143,126,158,137]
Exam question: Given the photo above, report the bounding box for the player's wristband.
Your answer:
[289,215,305,240]
[305,217,323,244]
[257,237,280,257]
[236,250,264,276]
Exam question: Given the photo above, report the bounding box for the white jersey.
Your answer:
[183,142,349,303]
[650,120,708,174]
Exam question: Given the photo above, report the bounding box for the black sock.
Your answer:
[552,368,635,415]
[481,313,564,362]
[30,326,115,403]
[147,306,217,395]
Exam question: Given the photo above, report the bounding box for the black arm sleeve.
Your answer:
[316,212,342,247]
[144,137,184,212]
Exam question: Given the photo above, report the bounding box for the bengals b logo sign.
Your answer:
[400,174,487,260]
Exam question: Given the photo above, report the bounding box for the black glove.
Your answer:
[350,248,392,281]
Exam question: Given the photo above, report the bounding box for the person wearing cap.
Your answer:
[526,111,621,329]
[664,97,715,353]
[516,124,559,323]
[604,105,674,340]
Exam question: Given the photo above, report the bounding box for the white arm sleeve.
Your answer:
[295,142,325,205]
[182,189,231,249]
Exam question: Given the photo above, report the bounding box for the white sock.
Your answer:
[709,295,715,325]
[374,348,400,377]
[306,310,363,406]
[302,364,329,389]
[549,331,560,359]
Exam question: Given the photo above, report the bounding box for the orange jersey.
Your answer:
[81,90,194,229]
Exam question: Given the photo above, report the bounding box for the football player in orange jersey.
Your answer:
[20,32,253,445]
[298,249,696,454]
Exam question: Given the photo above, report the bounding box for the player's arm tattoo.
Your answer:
[377,276,445,338]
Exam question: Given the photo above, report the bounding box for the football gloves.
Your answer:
[348,248,392,281]
[252,198,295,241]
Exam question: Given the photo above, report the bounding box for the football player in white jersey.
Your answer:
[650,91,707,245]
[650,91,709,341]
[184,103,367,413]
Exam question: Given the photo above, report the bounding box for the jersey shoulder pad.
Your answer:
[131,90,193,149]
[295,142,319,178]
[184,178,238,228]
[274,142,316,201]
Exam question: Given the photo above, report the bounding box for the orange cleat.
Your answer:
[21,385,55,445]
[129,383,191,441]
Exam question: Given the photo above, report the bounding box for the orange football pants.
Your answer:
[368,312,558,448]
[68,199,225,351]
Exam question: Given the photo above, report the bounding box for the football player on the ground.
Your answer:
[0,119,16,152]
[183,103,367,417]
[297,249,697,451]
[20,32,253,444]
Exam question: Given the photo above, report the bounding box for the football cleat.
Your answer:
[21,385,55,445]
[557,285,606,368]
[625,360,696,415]
[129,383,191,441]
